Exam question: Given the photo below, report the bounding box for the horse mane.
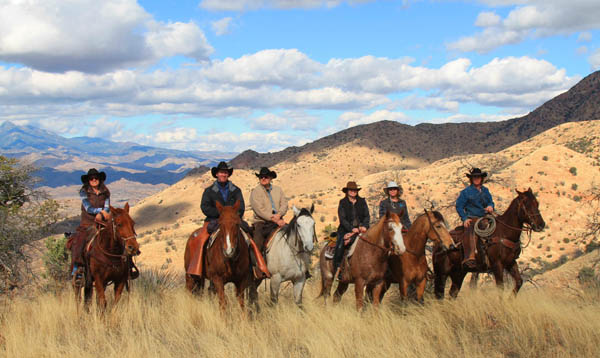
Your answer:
[284,207,311,237]
[363,215,386,241]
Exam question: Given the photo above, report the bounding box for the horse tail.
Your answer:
[315,274,326,299]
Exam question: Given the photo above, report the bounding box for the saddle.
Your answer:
[323,233,358,259]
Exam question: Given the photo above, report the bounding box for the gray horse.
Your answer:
[264,205,316,307]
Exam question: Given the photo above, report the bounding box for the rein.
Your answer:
[357,219,396,254]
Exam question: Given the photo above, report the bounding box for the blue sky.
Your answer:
[0,0,598,152]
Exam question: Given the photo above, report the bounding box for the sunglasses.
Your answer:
[259,175,270,179]
[89,177,100,181]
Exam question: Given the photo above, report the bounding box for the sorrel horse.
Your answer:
[186,200,251,313]
[433,188,545,298]
[379,210,455,303]
[253,205,316,308]
[79,203,140,310]
[317,211,405,310]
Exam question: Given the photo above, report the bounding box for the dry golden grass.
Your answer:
[2,274,599,358]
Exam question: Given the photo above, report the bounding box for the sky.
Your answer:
[0,0,599,153]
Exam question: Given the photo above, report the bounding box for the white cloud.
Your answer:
[193,131,310,152]
[86,117,125,138]
[590,49,600,70]
[430,112,525,124]
[0,0,213,73]
[337,110,409,128]
[449,1,600,53]
[199,0,373,11]
[577,46,589,55]
[211,17,233,36]
[248,111,320,130]
[398,95,459,112]
[577,31,592,43]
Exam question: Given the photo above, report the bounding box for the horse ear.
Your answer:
[124,202,130,213]
[293,206,300,216]
[527,187,533,193]
[216,201,224,212]
[515,188,523,195]
[310,203,315,214]
[233,200,240,212]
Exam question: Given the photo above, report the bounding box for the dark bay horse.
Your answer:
[433,188,545,298]
[186,200,251,313]
[380,210,455,302]
[79,203,140,310]
[317,211,405,310]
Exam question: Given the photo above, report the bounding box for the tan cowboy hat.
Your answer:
[342,181,361,193]
[383,181,403,195]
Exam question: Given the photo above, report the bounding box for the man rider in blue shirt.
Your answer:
[455,168,495,270]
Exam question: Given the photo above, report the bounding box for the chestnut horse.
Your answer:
[187,200,251,313]
[317,211,405,310]
[433,188,545,298]
[80,203,140,310]
[380,210,455,303]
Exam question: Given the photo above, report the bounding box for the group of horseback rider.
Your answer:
[67,163,495,281]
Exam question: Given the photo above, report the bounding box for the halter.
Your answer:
[283,214,315,254]
[357,218,397,254]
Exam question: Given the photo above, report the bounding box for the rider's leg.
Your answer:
[462,221,477,269]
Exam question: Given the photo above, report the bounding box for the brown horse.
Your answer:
[433,188,545,298]
[80,203,140,310]
[186,200,251,313]
[380,210,455,303]
[317,211,405,310]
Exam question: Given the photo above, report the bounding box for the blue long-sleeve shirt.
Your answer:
[455,184,494,222]
[80,188,110,215]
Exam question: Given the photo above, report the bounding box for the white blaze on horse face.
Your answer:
[390,222,405,254]
[225,232,234,257]
[296,215,315,252]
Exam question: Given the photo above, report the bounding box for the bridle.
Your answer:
[92,215,137,262]
[357,217,398,254]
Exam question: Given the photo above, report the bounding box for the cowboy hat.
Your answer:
[383,181,403,195]
[342,181,361,193]
[466,168,488,178]
[81,168,106,184]
[255,167,277,179]
[211,161,234,178]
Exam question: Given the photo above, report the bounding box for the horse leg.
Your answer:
[370,281,385,309]
[269,274,282,305]
[83,269,93,310]
[399,278,409,301]
[507,262,523,295]
[292,278,306,308]
[434,272,447,300]
[492,262,505,291]
[415,277,426,304]
[448,270,467,299]
[469,273,479,289]
[93,277,107,311]
[354,278,366,311]
[213,279,227,313]
[113,280,126,306]
[235,282,246,317]
[333,282,349,303]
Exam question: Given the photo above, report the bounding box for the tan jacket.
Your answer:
[250,184,288,223]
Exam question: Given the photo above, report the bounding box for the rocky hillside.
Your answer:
[231,70,600,169]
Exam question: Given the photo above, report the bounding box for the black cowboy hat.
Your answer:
[466,168,488,178]
[211,161,234,178]
[342,181,361,193]
[255,167,277,179]
[81,168,106,184]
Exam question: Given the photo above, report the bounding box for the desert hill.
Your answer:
[231,70,600,170]
[129,120,600,272]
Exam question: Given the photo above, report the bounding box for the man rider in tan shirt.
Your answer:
[250,167,288,252]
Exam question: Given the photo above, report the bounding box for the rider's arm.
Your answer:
[200,189,219,218]
[250,187,272,221]
[483,187,495,210]
[277,187,288,218]
[103,198,110,213]
[338,200,353,232]
[455,190,468,222]
[360,199,370,229]
[378,200,386,219]
[235,189,245,218]
[401,201,411,229]
[80,189,102,215]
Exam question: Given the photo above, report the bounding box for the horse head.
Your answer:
[216,200,242,259]
[516,188,546,232]
[385,211,405,255]
[291,204,316,253]
[110,203,140,256]
[424,210,455,251]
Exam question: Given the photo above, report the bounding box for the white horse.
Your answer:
[265,204,316,307]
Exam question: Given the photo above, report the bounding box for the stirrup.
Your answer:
[252,267,267,280]
[72,267,84,285]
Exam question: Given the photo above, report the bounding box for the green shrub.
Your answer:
[569,167,577,176]
[542,156,548,161]
[43,234,70,282]
[571,183,578,191]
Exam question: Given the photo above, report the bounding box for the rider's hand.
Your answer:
[359,226,367,233]
[463,218,472,228]
[485,206,494,214]
[95,213,103,221]
[352,228,360,234]
[276,219,286,227]
[101,210,111,220]
[271,213,281,221]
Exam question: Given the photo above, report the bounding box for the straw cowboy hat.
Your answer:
[466,168,488,179]
[383,181,403,196]
[341,181,361,193]
[81,168,106,184]
[211,161,234,178]
[255,167,277,179]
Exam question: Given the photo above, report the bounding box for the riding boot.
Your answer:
[248,238,271,279]
[462,224,477,270]
[332,233,346,280]
[187,224,210,277]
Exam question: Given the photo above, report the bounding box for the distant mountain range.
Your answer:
[232,70,600,169]
[0,122,235,187]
